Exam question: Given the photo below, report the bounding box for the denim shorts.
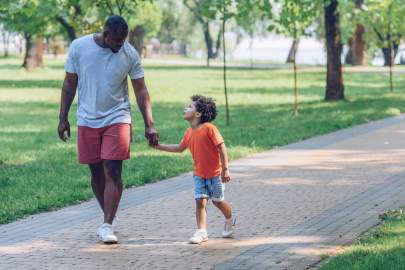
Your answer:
[193,175,225,201]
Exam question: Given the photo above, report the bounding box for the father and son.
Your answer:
[58,15,236,244]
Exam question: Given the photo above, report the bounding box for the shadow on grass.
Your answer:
[0,79,62,89]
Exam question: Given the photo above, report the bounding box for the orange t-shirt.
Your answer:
[180,122,224,179]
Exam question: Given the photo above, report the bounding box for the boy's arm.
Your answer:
[218,143,231,183]
[155,144,186,153]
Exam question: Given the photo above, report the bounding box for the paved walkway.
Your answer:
[1,116,405,270]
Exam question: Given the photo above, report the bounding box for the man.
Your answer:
[57,15,158,244]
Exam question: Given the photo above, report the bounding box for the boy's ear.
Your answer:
[195,112,202,118]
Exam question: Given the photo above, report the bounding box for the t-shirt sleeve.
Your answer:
[128,45,145,79]
[65,42,77,74]
[180,128,191,148]
[207,124,224,146]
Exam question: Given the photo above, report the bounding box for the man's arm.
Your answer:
[58,72,78,141]
[219,143,231,183]
[154,144,186,153]
[130,77,158,146]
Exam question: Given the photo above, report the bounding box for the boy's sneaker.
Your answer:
[189,229,208,244]
[97,223,118,244]
[222,217,236,238]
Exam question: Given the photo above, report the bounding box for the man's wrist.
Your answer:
[59,115,68,122]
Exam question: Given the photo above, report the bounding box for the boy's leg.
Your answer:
[196,198,208,229]
[212,200,232,219]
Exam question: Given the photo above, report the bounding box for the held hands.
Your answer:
[145,126,159,147]
[221,168,231,183]
[58,119,70,142]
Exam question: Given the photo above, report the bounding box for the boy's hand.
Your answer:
[221,168,231,183]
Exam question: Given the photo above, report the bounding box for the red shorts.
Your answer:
[77,123,131,164]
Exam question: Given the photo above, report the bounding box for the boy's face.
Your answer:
[183,102,201,121]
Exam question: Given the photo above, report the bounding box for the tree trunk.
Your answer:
[352,24,366,65]
[249,34,254,69]
[22,33,33,69]
[56,16,77,42]
[34,38,44,67]
[345,37,354,65]
[203,21,214,67]
[222,17,229,126]
[287,38,299,63]
[293,57,298,116]
[2,31,9,57]
[382,41,399,67]
[128,25,146,56]
[324,0,344,101]
[22,34,44,70]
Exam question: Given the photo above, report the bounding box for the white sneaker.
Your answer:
[97,223,118,244]
[222,217,236,238]
[189,229,208,244]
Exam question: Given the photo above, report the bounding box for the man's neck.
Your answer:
[93,33,108,48]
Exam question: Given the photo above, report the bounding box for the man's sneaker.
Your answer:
[189,229,208,244]
[222,217,236,238]
[97,223,118,244]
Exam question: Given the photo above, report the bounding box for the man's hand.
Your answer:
[58,119,71,142]
[221,168,231,183]
[145,126,159,146]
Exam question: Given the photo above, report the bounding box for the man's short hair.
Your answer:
[104,15,128,34]
[191,95,218,123]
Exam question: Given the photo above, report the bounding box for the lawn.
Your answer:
[321,208,405,270]
[1,56,405,224]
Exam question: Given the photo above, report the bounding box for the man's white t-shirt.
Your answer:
[65,34,144,128]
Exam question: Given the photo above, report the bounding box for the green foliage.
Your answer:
[271,0,318,39]
[0,0,54,37]
[359,0,405,49]
[128,2,163,37]
[234,0,270,36]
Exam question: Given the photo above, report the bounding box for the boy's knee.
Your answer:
[196,198,207,208]
[212,200,224,207]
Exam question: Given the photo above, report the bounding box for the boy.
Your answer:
[154,95,235,244]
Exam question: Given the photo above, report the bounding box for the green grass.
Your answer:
[321,208,405,270]
[1,56,405,224]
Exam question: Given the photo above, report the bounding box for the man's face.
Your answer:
[104,30,128,53]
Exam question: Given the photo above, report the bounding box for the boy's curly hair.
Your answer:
[191,95,218,123]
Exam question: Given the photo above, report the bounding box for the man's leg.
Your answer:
[102,160,123,224]
[89,162,105,211]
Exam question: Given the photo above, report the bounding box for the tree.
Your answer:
[340,0,367,66]
[359,0,404,92]
[157,0,196,50]
[93,0,162,54]
[324,0,344,101]
[360,0,404,67]
[271,0,317,115]
[235,0,269,68]
[0,0,53,69]
[0,24,11,57]
[183,0,223,67]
